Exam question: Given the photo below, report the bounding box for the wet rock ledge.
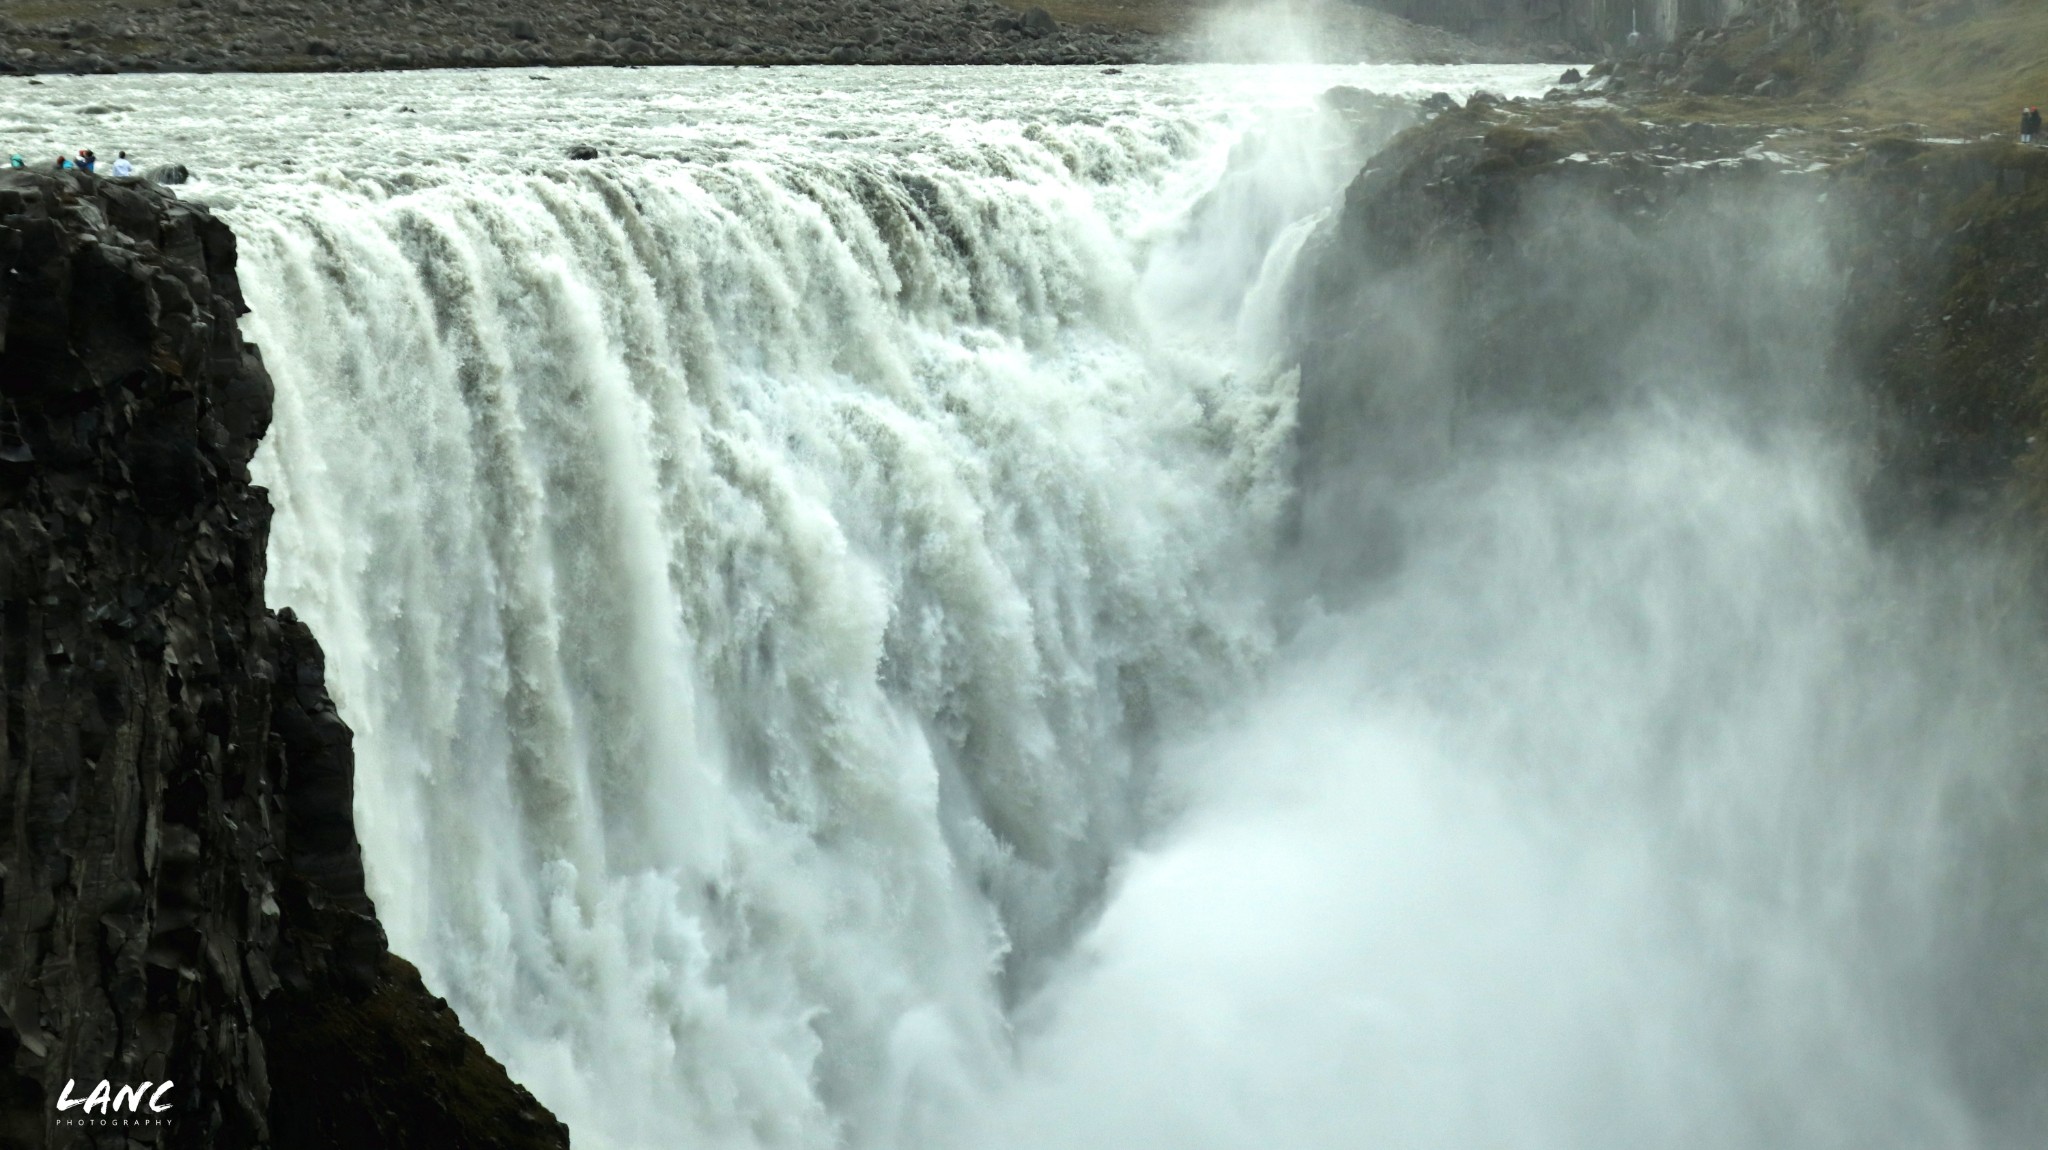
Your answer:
[0,169,567,1148]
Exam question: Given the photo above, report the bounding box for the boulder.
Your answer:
[567,145,601,160]
[1022,6,1058,37]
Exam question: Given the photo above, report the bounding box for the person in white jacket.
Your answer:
[110,151,134,178]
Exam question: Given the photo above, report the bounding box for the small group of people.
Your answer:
[5,149,135,176]
[2024,107,2043,144]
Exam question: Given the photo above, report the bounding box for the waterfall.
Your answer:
[165,61,2048,1150]
[234,73,1414,1149]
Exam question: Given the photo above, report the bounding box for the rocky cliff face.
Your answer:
[1291,94,2048,537]
[0,170,567,1148]
[1285,94,2048,1136]
[1366,0,1840,50]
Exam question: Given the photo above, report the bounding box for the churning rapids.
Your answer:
[8,63,2047,1149]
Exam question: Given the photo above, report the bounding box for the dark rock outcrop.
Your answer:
[1288,89,2048,1141]
[1289,92,2048,574]
[1290,103,1800,519]
[1288,93,2048,1137]
[0,169,566,1148]
[1833,140,2048,528]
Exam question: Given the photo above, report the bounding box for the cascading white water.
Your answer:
[2,63,1559,1148]
[9,61,2043,1149]
[227,72,1361,1149]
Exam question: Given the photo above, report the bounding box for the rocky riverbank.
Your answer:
[0,0,1515,73]
[0,0,1515,74]
[0,0,1169,71]
[0,168,567,1148]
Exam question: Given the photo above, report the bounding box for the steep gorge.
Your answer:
[1288,91,2048,1143]
[3,30,2048,1146]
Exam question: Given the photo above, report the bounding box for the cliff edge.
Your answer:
[0,170,567,1148]
[1294,91,2048,537]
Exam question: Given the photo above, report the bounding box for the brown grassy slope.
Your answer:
[1841,0,2048,134]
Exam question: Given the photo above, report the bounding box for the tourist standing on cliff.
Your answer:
[110,152,134,178]
[2024,107,2042,144]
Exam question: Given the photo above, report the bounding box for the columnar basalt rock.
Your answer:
[0,170,567,1149]
[1366,0,1842,51]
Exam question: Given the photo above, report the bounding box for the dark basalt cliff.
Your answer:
[1292,95,2048,542]
[1287,95,2048,1135]
[0,170,567,1148]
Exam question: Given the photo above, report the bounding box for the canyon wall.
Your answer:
[1284,96,2048,1141]
[1361,0,1841,49]
[1292,96,2048,536]
[0,169,567,1148]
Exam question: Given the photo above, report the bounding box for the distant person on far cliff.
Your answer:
[8,155,22,169]
[2024,107,2042,144]
[77,150,95,173]
[53,155,70,171]
[111,152,134,178]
